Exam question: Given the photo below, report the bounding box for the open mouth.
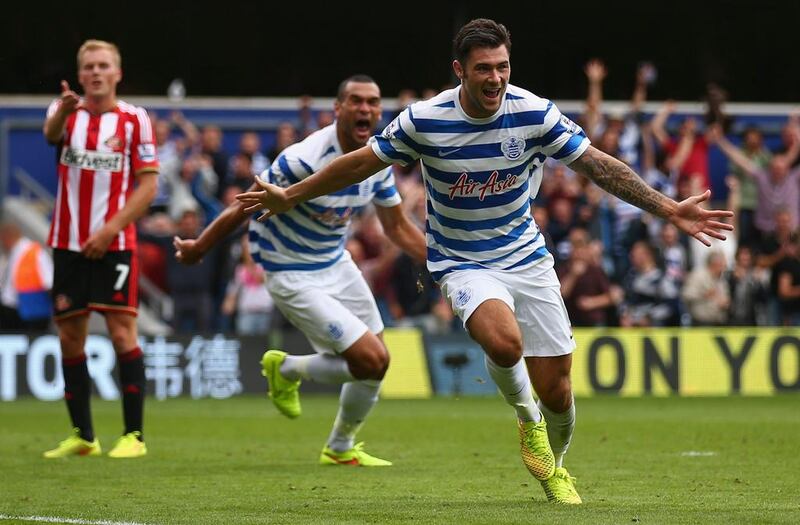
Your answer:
[354,119,371,134]
[483,87,502,100]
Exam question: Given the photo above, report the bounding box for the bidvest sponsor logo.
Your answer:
[60,147,123,171]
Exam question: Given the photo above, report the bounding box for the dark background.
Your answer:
[2,1,798,102]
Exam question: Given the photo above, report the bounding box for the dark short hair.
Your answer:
[337,74,378,101]
[453,18,512,64]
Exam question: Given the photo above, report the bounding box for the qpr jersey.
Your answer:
[46,99,159,252]
[371,84,590,281]
[250,123,402,272]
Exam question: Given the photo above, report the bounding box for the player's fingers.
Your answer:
[61,80,70,93]
[257,210,274,222]
[704,209,734,219]
[254,177,270,190]
[235,191,263,201]
[172,236,183,249]
[693,232,711,247]
[703,228,727,241]
[689,189,711,204]
[242,203,265,213]
[704,220,734,231]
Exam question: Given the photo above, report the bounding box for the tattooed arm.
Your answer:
[569,145,734,246]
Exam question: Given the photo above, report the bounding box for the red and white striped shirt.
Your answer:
[46,99,159,252]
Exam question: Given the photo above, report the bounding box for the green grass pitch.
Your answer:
[1,395,799,524]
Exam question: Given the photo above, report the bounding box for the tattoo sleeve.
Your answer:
[569,145,675,218]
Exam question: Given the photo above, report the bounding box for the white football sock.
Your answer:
[538,394,575,468]
[485,355,542,423]
[327,379,381,452]
[280,354,355,384]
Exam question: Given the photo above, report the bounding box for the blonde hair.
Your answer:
[77,39,121,68]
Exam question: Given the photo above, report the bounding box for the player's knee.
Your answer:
[485,333,523,367]
[349,348,389,380]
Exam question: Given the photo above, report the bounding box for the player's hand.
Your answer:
[668,190,734,247]
[173,236,203,265]
[235,178,294,222]
[59,80,82,114]
[81,228,115,259]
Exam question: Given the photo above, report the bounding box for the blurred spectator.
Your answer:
[0,221,52,330]
[168,208,216,332]
[711,122,800,237]
[682,250,730,326]
[651,101,712,194]
[774,233,800,325]
[168,154,220,223]
[225,152,255,193]
[582,59,650,166]
[392,88,417,119]
[532,206,557,256]
[728,125,771,248]
[316,111,334,130]
[619,241,680,327]
[222,240,275,335]
[728,245,768,326]
[199,125,230,199]
[557,228,621,326]
[229,131,270,180]
[267,122,298,161]
[657,223,688,285]
[773,114,800,167]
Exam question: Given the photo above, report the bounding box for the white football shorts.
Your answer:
[266,254,383,355]
[439,254,575,357]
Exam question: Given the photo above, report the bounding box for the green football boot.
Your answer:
[261,349,301,419]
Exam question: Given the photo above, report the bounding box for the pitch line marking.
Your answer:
[0,515,152,525]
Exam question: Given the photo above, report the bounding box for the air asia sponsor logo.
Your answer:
[60,147,123,171]
[500,135,525,160]
[448,171,518,201]
[137,143,156,162]
[311,208,353,227]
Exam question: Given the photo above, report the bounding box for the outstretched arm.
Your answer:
[236,146,390,221]
[708,125,759,176]
[174,183,254,265]
[650,100,675,147]
[374,204,427,265]
[569,145,733,245]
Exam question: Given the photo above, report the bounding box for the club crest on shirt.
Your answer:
[104,135,123,150]
[500,135,525,160]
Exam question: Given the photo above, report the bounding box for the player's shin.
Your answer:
[327,379,381,452]
[62,354,94,441]
[119,347,146,438]
[281,354,355,384]
[484,355,542,423]
[538,393,575,468]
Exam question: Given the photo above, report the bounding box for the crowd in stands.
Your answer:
[3,61,800,335]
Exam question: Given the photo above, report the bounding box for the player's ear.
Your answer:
[452,60,463,80]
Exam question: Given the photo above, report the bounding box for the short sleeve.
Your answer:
[537,101,591,164]
[369,107,420,166]
[131,107,159,175]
